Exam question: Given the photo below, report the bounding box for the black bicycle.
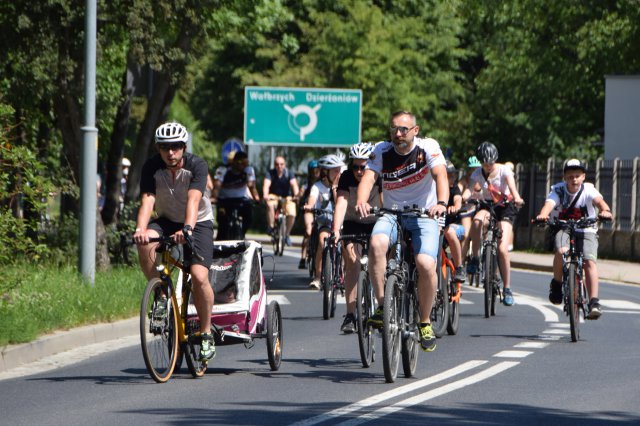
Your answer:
[217,198,253,241]
[534,216,609,341]
[269,196,288,256]
[321,233,343,320]
[374,206,435,383]
[306,208,332,279]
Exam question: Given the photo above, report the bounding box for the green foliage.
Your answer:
[0,264,145,345]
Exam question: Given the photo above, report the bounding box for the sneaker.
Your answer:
[199,332,216,361]
[340,313,356,334]
[503,288,514,306]
[152,297,168,321]
[368,307,384,327]
[467,256,479,274]
[298,259,306,269]
[285,235,292,246]
[454,267,467,283]
[309,278,321,290]
[419,323,437,352]
[548,278,563,305]
[267,227,275,237]
[587,298,602,320]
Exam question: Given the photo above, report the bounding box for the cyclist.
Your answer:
[298,160,321,269]
[332,142,383,333]
[467,142,524,306]
[535,159,612,319]
[443,161,467,284]
[211,151,260,240]
[304,154,345,289]
[133,122,216,361]
[355,111,449,352]
[263,156,299,246]
[461,156,481,270]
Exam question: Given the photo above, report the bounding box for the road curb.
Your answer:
[0,317,138,374]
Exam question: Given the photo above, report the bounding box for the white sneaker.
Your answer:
[309,279,320,290]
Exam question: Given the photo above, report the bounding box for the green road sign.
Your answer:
[244,86,362,146]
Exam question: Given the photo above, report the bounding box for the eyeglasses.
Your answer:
[389,125,417,135]
[352,164,366,171]
[158,143,184,152]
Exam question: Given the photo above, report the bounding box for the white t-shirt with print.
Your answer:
[309,181,334,212]
[469,164,513,202]
[546,182,602,233]
[367,137,446,209]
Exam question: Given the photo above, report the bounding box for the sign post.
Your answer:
[244,87,362,147]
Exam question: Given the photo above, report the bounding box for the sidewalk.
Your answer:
[2,234,639,375]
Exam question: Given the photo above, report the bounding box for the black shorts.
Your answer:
[341,220,375,237]
[148,217,214,268]
[480,203,518,223]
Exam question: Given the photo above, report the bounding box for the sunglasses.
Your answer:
[158,143,184,151]
[389,125,417,135]
[352,164,367,171]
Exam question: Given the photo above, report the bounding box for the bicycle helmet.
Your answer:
[155,122,188,144]
[446,160,457,174]
[318,154,346,169]
[476,141,499,164]
[467,155,481,168]
[307,159,319,171]
[349,142,373,160]
[563,158,587,173]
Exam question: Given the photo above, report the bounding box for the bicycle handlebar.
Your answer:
[133,230,204,262]
[371,206,439,218]
[531,216,611,229]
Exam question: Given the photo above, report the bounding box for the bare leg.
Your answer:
[368,233,389,306]
[343,242,359,315]
[190,263,214,334]
[497,220,513,289]
[415,253,437,323]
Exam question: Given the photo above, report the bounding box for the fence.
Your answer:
[514,157,640,260]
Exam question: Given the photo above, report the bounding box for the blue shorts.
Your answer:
[371,214,440,260]
[446,223,465,241]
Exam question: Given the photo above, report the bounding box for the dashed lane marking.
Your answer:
[514,342,549,349]
[493,350,533,358]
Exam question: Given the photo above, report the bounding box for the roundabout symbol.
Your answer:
[283,103,321,142]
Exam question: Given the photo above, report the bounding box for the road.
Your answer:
[2,245,640,425]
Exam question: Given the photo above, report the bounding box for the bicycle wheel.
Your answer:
[322,246,333,320]
[447,262,460,335]
[183,315,207,378]
[330,251,341,318]
[266,301,283,370]
[356,269,375,368]
[490,255,499,316]
[382,274,401,383]
[431,255,449,337]
[308,230,317,278]
[140,278,178,383]
[482,246,494,319]
[401,287,420,378]
[276,216,286,256]
[567,263,580,342]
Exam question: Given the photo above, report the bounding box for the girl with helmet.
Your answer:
[459,155,482,270]
[467,142,524,306]
[332,143,383,332]
[297,159,321,269]
[303,153,345,289]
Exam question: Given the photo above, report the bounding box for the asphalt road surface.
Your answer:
[2,245,640,425]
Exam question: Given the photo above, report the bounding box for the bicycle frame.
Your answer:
[478,200,504,317]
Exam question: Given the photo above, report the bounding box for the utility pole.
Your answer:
[79,0,98,284]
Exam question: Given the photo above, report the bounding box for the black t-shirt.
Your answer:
[337,169,383,224]
[448,182,462,207]
[266,168,294,197]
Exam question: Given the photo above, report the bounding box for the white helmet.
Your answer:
[155,122,188,144]
[121,157,131,167]
[318,154,346,169]
[350,142,373,160]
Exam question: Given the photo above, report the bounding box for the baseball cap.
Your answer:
[563,158,587,173]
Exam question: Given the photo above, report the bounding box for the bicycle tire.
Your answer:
[382,274,401,383]
[267,301,283,370]
[356,269,375,368]
[482,245,494,319]
[447,263,460,335]
[330,250,341,318]
[308,229,317,278]
[276,216,286,256]
[567,263,580,342]
[431,253,449,337]
[401,287,420,378]
[140,278,178,383]
[322,246,333,320]
[490,254,499,316]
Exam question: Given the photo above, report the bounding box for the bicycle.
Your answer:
[321,233,344,320]
[373,206,434,383]
[431,222,450,338]
[217,198,253,240]
[533,216,609,342]
[306,208,332,279]
[268,195,288,256]
[138,234,210,382]
[438,228,462,336]
[344,233,375,368]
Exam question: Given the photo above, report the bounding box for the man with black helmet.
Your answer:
[133,121,216,361]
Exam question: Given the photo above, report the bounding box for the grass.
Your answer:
[0,264,147,346]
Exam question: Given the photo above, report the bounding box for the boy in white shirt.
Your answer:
[535,159,612,319]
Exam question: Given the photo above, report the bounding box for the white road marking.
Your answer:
[493,350,533,358]
[515,293,560,322]
[514,342,549,349]
[548,322,569,328]
[600,300,640,310]
[268,295,292,305]
[337,362,519,426]
[288,360,487,426]
[542,328,570,335]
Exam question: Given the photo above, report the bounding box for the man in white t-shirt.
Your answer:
[535,159,612,319]
[356,111,448,352]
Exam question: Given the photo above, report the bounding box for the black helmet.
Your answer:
[476,141,498,164]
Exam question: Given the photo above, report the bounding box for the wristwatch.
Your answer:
[437,201,447,207]
[182,224,193,234]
